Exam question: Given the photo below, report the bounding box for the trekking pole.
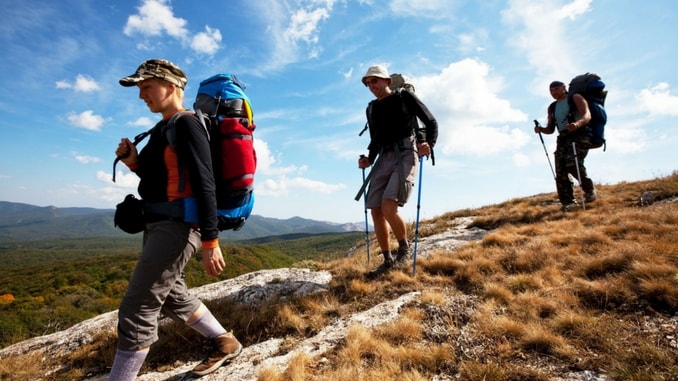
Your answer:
[412,155,424,277]
[360,155,370,265]
[571,141,586,211]
[534,120,556,180]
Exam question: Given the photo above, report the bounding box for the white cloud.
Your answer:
[502,0,579,88]
[191,25,222,55]
[100,170,139,189]
[285,7,329,44]
[55,74,100,92]
[123,0,222,55]
[56,80,70,89]
[72,152,102,164]
[390,0,454,16]
[249,0,336,70]
[73,75,101,92]
[415,59,529,156]
[123,0,188,39]
[257,176,345,197]
[636,83,678,116]
[557,0,592,20]
[130,117,154,127]
[253,135,344,197]
[67,110,106,131]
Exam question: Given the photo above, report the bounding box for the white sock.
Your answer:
[108,348,148,381]
[187,309,227,339]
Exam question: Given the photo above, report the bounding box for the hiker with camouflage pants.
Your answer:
[535,80,597,211]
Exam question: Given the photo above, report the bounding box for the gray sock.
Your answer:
[187,309,227,339]
[108,348,148,381]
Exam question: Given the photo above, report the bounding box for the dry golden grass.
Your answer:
[3,172,677,380]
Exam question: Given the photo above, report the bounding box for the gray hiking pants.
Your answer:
[117,220,202,351]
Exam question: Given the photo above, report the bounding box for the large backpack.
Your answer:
[111,74,256,232]
[167,74,257,231]
[568,73,608,150]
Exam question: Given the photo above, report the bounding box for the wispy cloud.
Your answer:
[72,152,102,164]
[248,0,336,71]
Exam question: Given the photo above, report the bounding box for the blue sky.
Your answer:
[1,0,676,224]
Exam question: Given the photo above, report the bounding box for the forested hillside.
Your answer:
[0,232,362,348]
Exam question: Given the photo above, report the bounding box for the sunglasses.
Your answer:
[364,77,380,86]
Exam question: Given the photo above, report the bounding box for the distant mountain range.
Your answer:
[0,201,366,241]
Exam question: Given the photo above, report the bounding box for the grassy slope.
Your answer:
[1,173,677,380]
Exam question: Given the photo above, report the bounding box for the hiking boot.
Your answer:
[561,201,579,212]
[192,332,242,376]
[585,190,597,203]
[366,259,394,279]
[394,245,411,267]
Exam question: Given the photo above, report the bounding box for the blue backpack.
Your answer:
[112,74,256,232]
[568,73,608,150]
[166,74,256,231]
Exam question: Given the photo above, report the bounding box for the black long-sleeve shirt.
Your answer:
[134,112,219,242]
[365,89,438,163]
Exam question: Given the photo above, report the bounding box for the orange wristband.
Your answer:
[202,238,219,249]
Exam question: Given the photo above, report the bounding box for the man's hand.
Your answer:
[358,155,371,169]
[201,246,226,277]
[418,142,431,157]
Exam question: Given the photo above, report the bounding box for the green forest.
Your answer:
[0,232,362,349]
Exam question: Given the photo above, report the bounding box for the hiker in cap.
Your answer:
[358,65,438,278]
[109,59,242,380]
[534,80,597,211]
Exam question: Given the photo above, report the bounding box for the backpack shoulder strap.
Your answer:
[164,110,201,149]
[163,110,209,192]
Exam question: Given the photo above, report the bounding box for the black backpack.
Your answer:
[568,73,608,150]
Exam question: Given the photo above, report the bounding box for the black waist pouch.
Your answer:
[114,194,145,234]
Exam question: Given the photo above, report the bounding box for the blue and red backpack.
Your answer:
[168,74,257,231]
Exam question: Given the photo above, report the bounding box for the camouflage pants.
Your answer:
[554,136,594,205]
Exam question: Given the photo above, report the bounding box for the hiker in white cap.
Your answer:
[358,65,438,278]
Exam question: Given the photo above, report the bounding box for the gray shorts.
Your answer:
[366,148,417,209]
[117,220,202,351]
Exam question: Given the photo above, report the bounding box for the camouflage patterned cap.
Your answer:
[119,59,187,89]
